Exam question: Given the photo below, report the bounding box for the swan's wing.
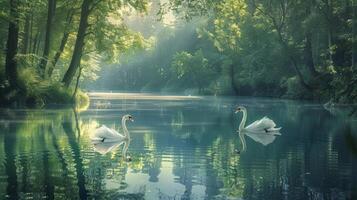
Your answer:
[245,117,277,132]
[260,117,276,128]
[91,125,122,140]
[245,131,277,146]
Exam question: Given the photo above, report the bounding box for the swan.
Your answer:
[91,114,134,143]
[235,106,281,134]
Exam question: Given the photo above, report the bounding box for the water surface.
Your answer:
[0,93,356,199]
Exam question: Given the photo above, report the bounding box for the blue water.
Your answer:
[0,93,356,199]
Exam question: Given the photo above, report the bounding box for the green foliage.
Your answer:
[88,0,150,63]
[199,0,247,52]
[171,50,216,93]
[0,0,356,104]
[17,68,74,105]
[172,50,207,78]
[0,0,151,107]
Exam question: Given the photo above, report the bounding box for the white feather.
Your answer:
[245,116,281,134]
[91,125,125,143]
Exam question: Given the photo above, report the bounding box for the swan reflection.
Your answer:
[92,138,131,161]
[238,130,280,152]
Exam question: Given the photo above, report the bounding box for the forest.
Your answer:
[0,1,356,199]
[0,0,356,107]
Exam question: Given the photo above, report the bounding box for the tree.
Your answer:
[5,0,20,89]
[172,50,214,93]
[250,0,312,90]
[198,0,247,94]
[38,0,56,78]
[48,7,74,77]
[62,0,148,88]
[61,0,91,87]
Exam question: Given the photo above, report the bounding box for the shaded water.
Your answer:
[0,93,356,199]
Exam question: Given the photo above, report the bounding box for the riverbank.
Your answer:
[0,85,89,108]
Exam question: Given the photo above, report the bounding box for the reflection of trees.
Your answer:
[62,113,88,199]
[0,109,86,199]
[1,98,357,199]
[209,137,245,198]
[41,128,54,199]
[0,108,150,199]
[4,123,18,200]
[86,152,129,198]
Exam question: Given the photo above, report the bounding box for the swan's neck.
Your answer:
[122,118,130,139]
[239,110,247,131]
[122,140,130,158]
[239,131,246,152]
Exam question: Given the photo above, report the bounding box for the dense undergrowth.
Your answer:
[0,67,89,108]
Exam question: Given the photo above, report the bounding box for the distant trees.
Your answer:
[172,50,215,93]
[93,0,356,102]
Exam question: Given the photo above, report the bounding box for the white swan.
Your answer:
[235,106,281,134]
[91,114,134,143]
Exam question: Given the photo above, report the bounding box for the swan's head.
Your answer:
[235,106,246,113]
[123,114,134,122]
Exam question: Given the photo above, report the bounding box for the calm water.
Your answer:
[0,93,356,200]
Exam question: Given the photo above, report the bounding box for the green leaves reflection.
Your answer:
[0,99,356,199]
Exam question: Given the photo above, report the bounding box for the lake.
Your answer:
[0,93,356,199]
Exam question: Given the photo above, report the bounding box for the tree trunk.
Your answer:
[352,0,356,72]
[32,28,39,54]
[48,10,74,77]
[5,0,20,89]
[62,0,91,87]
[21,13,30,54]
[276,29,312,91]
[35,30,42,55]
[28,13,33,54]
[289,55,312,90]
[304,33,318,76]
[72,67,82,100]
[323,0,335,66]
[39,0,56,78]
[48,32,69,77]
[304,1,318,77]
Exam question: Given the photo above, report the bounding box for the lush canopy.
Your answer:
[0,0,356,106]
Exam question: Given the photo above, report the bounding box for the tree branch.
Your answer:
[89,0,102,13]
